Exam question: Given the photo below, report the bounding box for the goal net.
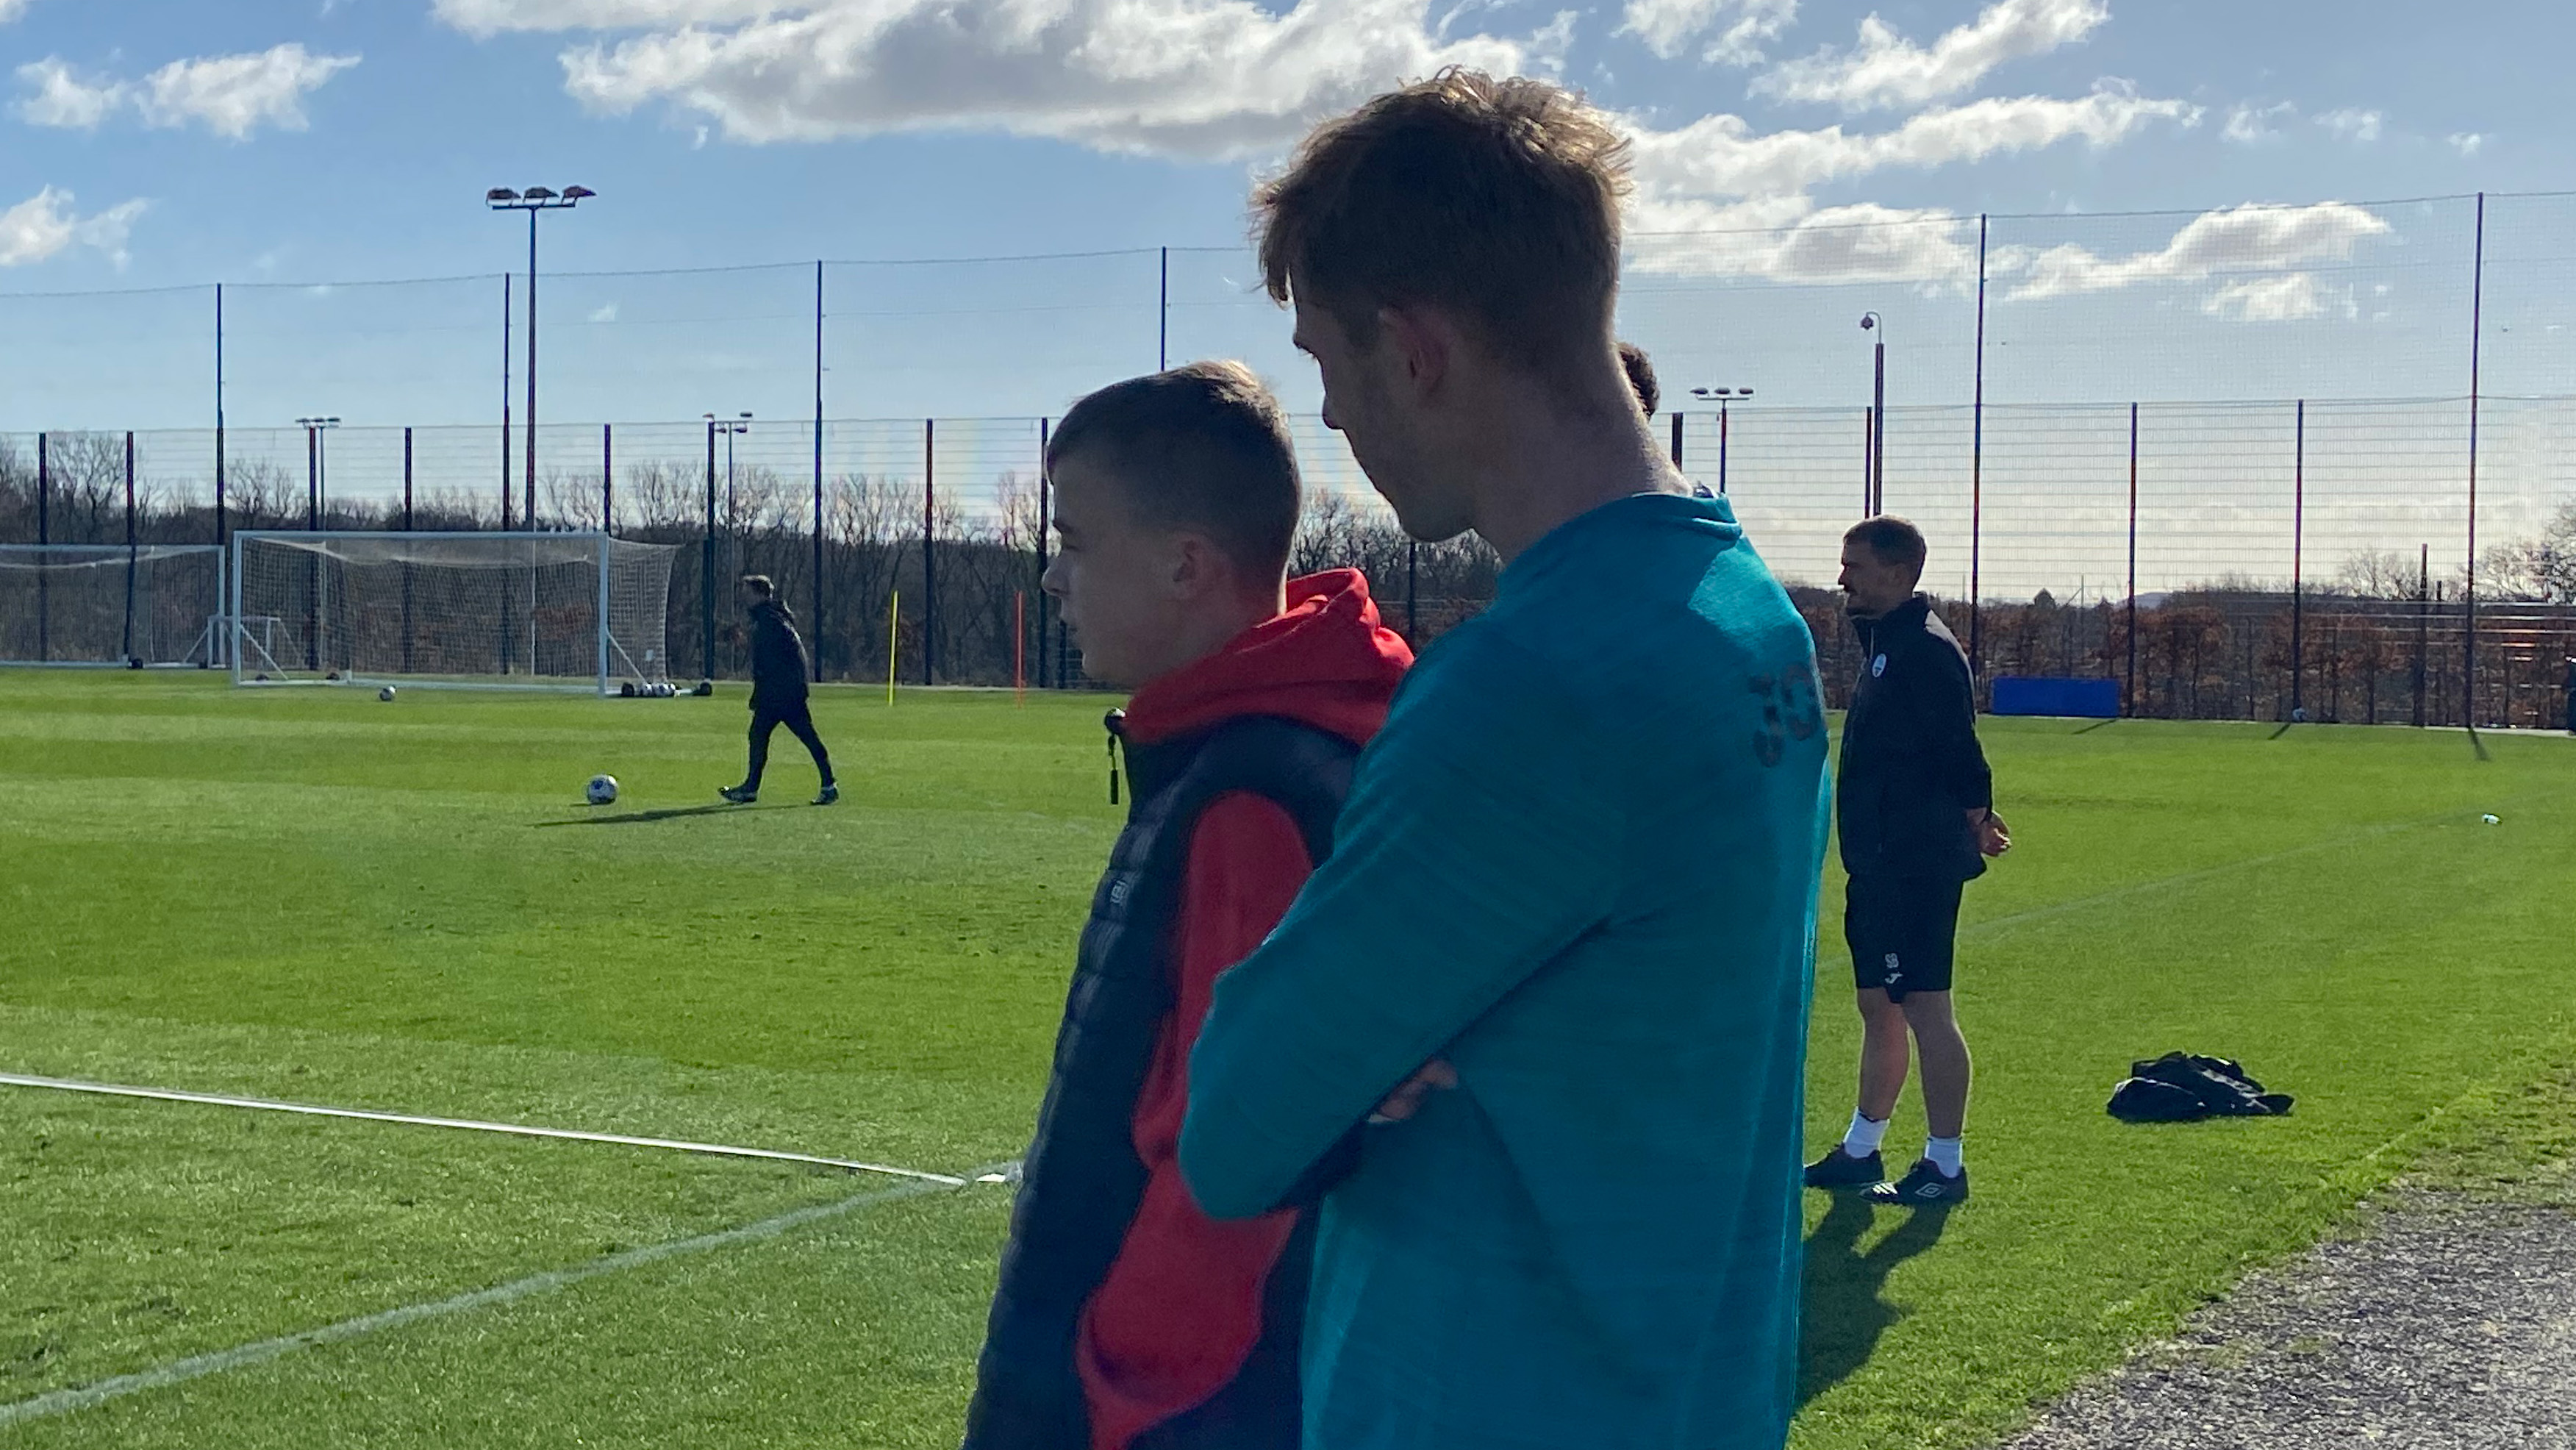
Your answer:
[0,544,226,668]
[232,532,676,693]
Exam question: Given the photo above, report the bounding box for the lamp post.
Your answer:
[1689,387,1753,495]
[487,185,595,531]
[701,413,750,683]
[296,415,340,529]
[1860,312,1885,516]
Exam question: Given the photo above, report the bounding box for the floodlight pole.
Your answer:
[1861,313,1885,515]
[487,185,595,533]
[1690,387,1753,496]
[297,417,340,527]
[703,417,718,682]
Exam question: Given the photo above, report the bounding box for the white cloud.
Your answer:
[2314,107,2380,143]
[0,0,33,23]
[2200,273,2349,323]
[13,58,128,129]
[2448,131,2485,157]
[432,0,778,35]
[526,0,1528,158]
[12,44,359,138]
[1527,9,1579,76]
[589,301,620,323]
[2221,101,2294,146]
[1755,0,2108,112]
[0,187,151,268]
[140,44,362,138]
[1625,85,2194,204]
[2007,201,2391,303]
[1616,0,1797,65]
[1628,196,1984,288]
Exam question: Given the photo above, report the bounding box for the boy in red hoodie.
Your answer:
[961,362,1412,1450]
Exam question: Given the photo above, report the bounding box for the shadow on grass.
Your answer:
[534,804,771,828]
[2466,724,2491,762]
[1799,1193,1953,1407]
[2268,720,2297,740]
[2071,717,2119,735]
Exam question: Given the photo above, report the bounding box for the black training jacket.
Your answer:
[961,715,1357,1450]
[1838,594,1992,882]
[746,599,809,709]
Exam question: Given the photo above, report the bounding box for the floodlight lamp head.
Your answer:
[1738,388,1755,397]
[1860,312,1878,332]
[522,186,558,201]
[487,188,519,204]
[563,186,595,201]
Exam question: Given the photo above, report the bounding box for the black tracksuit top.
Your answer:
[1838,594,1994,882]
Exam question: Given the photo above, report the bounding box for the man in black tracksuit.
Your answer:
[1804,517,2007,1207]
[721,575,837,807]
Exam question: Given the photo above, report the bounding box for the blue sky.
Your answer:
[2,1,2570,443]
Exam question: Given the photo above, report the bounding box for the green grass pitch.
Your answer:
[1,671,2571,1448]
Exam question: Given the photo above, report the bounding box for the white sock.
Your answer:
[1924,1135,1964,1177]
[1841,1112,1889,1157]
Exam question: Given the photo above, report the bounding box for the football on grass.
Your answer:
[586,775,619,806]
[379,686,397,701]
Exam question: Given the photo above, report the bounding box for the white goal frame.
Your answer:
[0,543,228,669]
[229,530,673,696]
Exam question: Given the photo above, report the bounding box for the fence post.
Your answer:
[1037,417,1051,688]
[923,418,937,687]
[1158,246,1169,372]
[501,272,514,531]
[35,433,47,662]
[602,424,614,536]
[2125,402,2138,717]
[2291,399,2305,718]
[2464,191,2486,728]
[307,426,320,532]
[214,283,226,546]
[2413,543,2428,726]
[124,432,137,664]
[1406,539,1419,642]
[1719,401,1729,494]
[1669,412,1683,470]
[812,260,826,683]
[1969,213,1989,676]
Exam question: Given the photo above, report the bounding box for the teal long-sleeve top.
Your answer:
[1181,492,1831,1450]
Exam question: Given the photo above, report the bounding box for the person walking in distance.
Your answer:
[1806,517,2007,1206]
[720,575,837,806]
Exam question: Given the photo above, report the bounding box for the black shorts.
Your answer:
[1845,874,1964,1001]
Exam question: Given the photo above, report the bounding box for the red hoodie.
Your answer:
[1075,569,1412,1450]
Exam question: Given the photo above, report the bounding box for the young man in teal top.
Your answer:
[1181,72,1833,1449]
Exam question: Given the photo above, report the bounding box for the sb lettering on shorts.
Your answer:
[1748,664,1825,767]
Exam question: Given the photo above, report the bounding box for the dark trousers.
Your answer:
[747,699,832,790]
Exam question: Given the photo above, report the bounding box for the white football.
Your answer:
[586,774,620,806]
[379,686,397,701]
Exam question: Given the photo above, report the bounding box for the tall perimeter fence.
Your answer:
[4,190,2575,726]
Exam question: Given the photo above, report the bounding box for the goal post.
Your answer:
[230,531,676,694]
[0,544,228,668]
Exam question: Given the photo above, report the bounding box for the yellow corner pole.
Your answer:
[886,591,900,706]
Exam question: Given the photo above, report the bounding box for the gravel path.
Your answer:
[2003,1189,2576,1450]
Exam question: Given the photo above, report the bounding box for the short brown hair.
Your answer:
[1619,341,1658,417]
[739,574,775,598]
[1256,70,1631,375]
[1047,361,1301,578]
[1845,516,1928,574]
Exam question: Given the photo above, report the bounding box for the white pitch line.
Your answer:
[0,1072,963,1186]
[0,1162,1012,1429]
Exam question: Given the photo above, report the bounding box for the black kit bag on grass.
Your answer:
[2108,1051,2294,1123]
